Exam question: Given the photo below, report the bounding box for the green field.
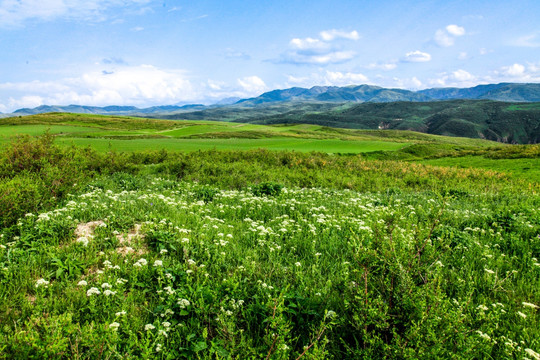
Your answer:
[0,132,539,359]
[420,155,540,183]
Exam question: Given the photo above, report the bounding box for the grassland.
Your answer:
[1,112,490,154]
[0,114,539,359]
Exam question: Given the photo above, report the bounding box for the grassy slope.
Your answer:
[1,112,499,154]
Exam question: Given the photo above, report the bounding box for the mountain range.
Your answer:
[3,83,540,118]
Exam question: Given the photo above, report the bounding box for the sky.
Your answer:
[0,0,539,112]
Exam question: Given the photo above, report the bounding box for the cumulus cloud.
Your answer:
[0,65,272,112]
[237,76,267,94]
[486,63,540,83]
[0,0,152,27]
[434,24,466,47]
[275,29,359,65]
[427,69,477,87]
[401,51,431,63]
[446,24,465,36]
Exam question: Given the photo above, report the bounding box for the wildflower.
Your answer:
[162,321,171,328]
[187,259,196,265]
[153,260,163,267]
[116,278,128,285]
[315,252,322,256]
[134,258,148,267]
[158,329,168,337]
[103,290,116,296]
[484,268,495,274]
[77,280,88,286]
[145,324,156,331]
[476,330,491,341]
[155,343,162,352]
[517,311,527,319]
[164,286,175,295]
[522,302,539,309]
[87,287,101,296]
[477,304,489,311]
[109,322,120,331]
[295,262,301,267]
[101,283,112,289]
[160,249,168,254]
[115,310,127,316]
[177,299,190,309]
[35,278,50,288]
[77,237,89,247]
[525,349,540,360]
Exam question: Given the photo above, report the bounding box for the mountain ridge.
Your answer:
[2,83,540,118]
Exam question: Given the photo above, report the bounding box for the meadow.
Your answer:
[0,115,539,359]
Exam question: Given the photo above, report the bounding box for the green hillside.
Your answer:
[236,100,540,144]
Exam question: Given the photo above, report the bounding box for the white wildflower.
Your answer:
[145,324,156,331]
[153,260,163,267]
[87,287,101,296]
[177,298,190,309]
[35,278,50,288]
[517,311,527,319]
[109,322,120,331]
[522,302,539,309]
[115,310,127,316]
[295,262,301,267]
[103,290,116,296]
[101,283,112,289]
[525,349,540,360]
[160,249,168,254]
[77,280,88,286]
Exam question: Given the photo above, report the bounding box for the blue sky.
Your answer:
[0,0,539,112]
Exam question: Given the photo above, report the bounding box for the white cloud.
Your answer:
[446,24,465,36]
[504,63,525,77]
[285,70,369,87]
[325,71,369,85]
[434,29,455,47]
[237,76,267,94]
[275,29,359,65]
[458,52,468,60]
[489,63,540,83]
[434,25,466,47]
[290,37,331,54]
[0,0,152,27]
[452,69,474,82]
[0,65,198,111]
[427,69,478,87]
[320,29,360,41]
[402,50,431,63]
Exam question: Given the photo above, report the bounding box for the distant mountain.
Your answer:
[237,83,540,105]
[10,104,206,117]
[236,85,431,105]
[3,83,540,119]
[418,83,540,102]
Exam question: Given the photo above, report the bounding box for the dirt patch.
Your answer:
[116,224,147,256]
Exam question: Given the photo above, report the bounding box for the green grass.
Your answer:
[54,136,408,153]
[0,133,539,359]
[420,155,540,183]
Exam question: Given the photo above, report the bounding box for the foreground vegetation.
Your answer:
[0,129,539,358]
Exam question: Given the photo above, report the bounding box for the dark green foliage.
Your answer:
[251,181,283,197]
